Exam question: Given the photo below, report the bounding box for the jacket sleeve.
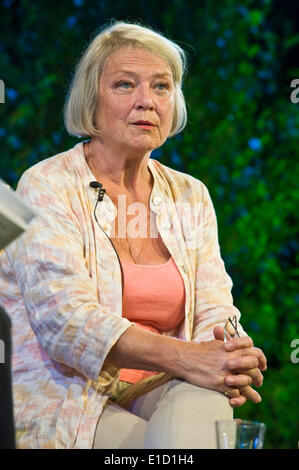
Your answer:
[192,183,247,342]
[4,169,134,385]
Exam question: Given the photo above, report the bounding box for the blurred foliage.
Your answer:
[0,0,298,449]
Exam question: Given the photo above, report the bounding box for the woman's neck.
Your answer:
[84,139,153,193]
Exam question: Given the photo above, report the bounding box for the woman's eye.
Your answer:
[156,83,168,91]
[118,81,132,89]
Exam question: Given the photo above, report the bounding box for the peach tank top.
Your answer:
[119,256,186,383]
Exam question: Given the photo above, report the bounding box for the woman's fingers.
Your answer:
[226,368,263,388]
[225,339,267,372]
[223,387,240,397]
[225,385,261,406]
[240,385,262,404]
[225,384,261,407]
[224,336,253,350]
[224,373,252,388]
[226,353,265,387]
[251,347,267,371]
[229,395,247,408]
[227,355,259,371]
[242,368,264,387]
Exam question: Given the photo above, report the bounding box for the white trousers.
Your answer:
[93,379,233,449]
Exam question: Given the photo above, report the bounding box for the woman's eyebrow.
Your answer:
[112,70,172,79]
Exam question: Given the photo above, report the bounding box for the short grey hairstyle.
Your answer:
[64,21,188,138]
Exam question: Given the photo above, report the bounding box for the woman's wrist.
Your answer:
[157,334,188,377]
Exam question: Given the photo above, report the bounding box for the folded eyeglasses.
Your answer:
[223,315,241,342]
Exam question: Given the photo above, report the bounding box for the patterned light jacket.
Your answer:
[0,141,246,448]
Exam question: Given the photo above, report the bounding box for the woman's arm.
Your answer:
[5,169,133,386]
[104,324,183,373]
[105,323,265,404]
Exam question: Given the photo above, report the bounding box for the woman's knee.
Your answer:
[164,379,232,418]
[93,402,147,449]
[144,379,233,449]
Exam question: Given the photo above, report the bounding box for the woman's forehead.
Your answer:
[102,46,173,78]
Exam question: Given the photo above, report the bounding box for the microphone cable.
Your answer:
[89,181,124,297]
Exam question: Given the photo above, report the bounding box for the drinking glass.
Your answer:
[216,419,266,449]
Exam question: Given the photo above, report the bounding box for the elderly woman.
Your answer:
[0,21,267,449]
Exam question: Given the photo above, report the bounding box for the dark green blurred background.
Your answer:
[0,0,298,449]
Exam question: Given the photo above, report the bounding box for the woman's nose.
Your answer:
[135,84,155,110]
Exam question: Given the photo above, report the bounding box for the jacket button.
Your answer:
[161,222,172,230]
[153,196,161,206]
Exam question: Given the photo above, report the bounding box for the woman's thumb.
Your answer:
[213,325,225,341]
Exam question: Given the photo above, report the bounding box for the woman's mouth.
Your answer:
[132,121,156,129]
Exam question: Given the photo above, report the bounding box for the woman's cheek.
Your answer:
[162,102,175,128]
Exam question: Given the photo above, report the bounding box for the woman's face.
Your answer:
[95,46,175,155]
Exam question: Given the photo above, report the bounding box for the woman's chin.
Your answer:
[127,138,160,153]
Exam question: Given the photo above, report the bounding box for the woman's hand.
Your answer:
[179,338,259,400]
[214,326,267,407]
[177,328,266,407]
